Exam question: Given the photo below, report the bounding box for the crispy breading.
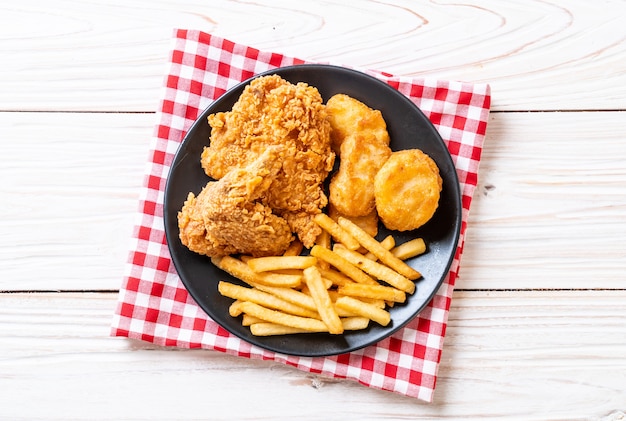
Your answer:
[326,94,391,218]
[178,147,294,257]
[200,75,335,248]
[374,149,442,231]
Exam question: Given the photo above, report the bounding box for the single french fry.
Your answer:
[310,245,378,286]
[212,256,301,288]
[314,228,331,269]
[313,213,361,250]
[218,281,319,319]
[365,235,395,260]
[229,299,245,317]
[239,301,328,332]
[303,266,344,334]
[338,283,406,303]
[335,296,391,327]
[247,255,317,273]
[318,267,354,287]
[328,290,386,309]
[252,283,318,312]
[392,238,427,260]
[249,317,370,336]
[242,314,265,326]
[283,240,304,256]
[333,245,416,294]
[273,269,304,276]
[337,217,422,281]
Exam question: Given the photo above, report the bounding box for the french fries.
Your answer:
[246,255,317,272]
[313,213,361,250]
[213,256,302,288]
[282,240,304,256]
[337,283,406,304]
[310,245,378,286]
[337,217,422,280]
[250,317,369,336]
[332,244,415,294]
[335,296,391,327]
[392,238,426,260]
[303,266,343,334]
[214,212,427,336]
[218,281,320,319]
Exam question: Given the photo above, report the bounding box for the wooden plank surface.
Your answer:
[1,111,624,291]
[1,0,625,112]
[1,0,626,418]
[0,291,624,420]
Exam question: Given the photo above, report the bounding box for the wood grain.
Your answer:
[0,112,152,291]
[0,0,624,112]
[461,111,626,290]
[2,111,624,291]
[0,291,624,420]
[1,1,626,418]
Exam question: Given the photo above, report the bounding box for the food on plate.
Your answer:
[374,149,442,231]
[246,255,317,273]
[391,238,426,260]
[334,296,391,327]
[175,75,445,337]
[337,217,421,281]
[178,146,293,257]
[215,218,422,335]
[303,266,344,334]
[312,213,361,251]
[332,244,415,294]
[325,93,390,153]
[327,202,379,238]
[200,74,335,247]
[326,94,392,218]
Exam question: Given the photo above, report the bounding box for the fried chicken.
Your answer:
[178,146,294,257]
[200,74,335,247]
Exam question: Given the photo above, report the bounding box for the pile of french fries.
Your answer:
[213,215,427,336]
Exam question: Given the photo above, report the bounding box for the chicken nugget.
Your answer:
[374,149,442,231]
[326,94,391,218]
[326,93,390,153]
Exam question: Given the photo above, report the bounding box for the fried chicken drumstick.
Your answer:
[178,146,294,257]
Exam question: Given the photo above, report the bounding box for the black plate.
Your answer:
[164,64,461,357]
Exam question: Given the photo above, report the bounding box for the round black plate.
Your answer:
[164,64,461,357]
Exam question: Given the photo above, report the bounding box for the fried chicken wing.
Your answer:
[200,74,335,248]
[326,94,391,218]
[178,146,294,257]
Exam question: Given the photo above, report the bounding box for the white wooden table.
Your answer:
[1,1,625,419]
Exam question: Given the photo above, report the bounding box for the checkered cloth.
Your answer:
[111,29,491,402]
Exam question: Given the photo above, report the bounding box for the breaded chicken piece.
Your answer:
[178,147,294,257]
[326,93,391,153]
[326,94,392,218]
[374,149,442,231]
[201,75,335,248]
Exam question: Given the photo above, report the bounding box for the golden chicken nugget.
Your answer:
[374,149,442,231]
[326,93,390,152]
[326,94,392,217]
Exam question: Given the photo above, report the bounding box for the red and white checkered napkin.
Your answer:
[111,29,491,402]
